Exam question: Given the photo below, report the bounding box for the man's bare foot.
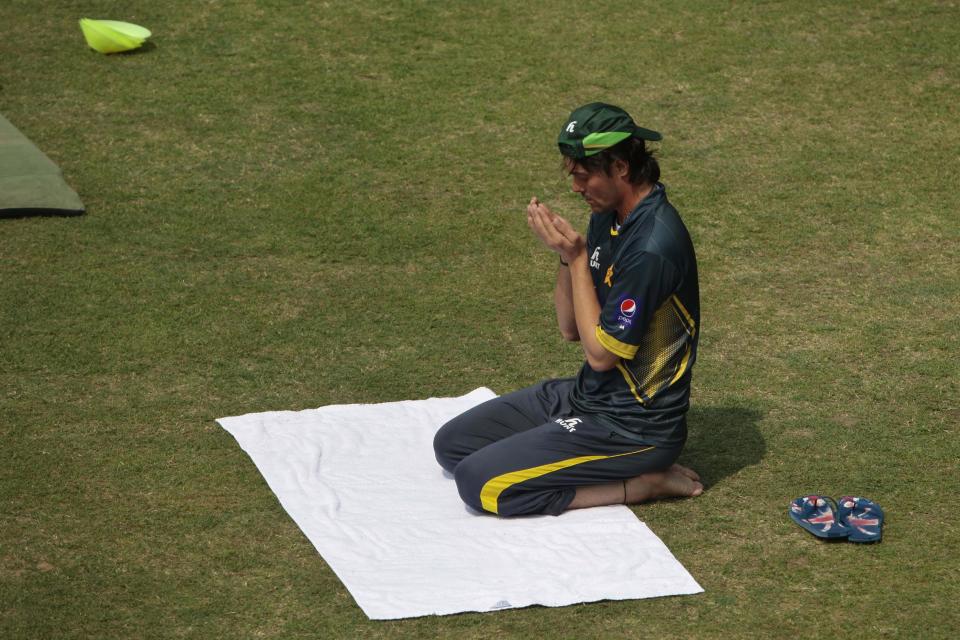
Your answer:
[670,463,700,482]
[625,467,704,504]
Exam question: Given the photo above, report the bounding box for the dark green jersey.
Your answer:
[569,183,700,446]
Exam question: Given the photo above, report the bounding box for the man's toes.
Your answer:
[670,463,700,482]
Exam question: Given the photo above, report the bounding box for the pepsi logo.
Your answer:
[620,298,637,317]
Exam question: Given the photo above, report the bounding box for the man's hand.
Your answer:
[527,199,617,370]
[526,197,586,264]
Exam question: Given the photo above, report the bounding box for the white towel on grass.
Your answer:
[217,388,703,619]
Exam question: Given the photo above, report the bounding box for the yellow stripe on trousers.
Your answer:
[479,446,655,514]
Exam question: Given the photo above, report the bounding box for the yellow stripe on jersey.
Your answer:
[596,325,639,359]
[616,361,646,405]
[670,294,697,337]
[668,344,693,386]
[479,446,655,514]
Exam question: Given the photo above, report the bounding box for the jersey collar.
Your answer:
[617,182,664,233]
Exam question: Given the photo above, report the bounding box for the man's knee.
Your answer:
[432,418,464,473]
[452,454,489,513]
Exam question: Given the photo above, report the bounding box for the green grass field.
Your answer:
[2,1,958,638]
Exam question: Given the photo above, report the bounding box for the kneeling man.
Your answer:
[435,102,703,516]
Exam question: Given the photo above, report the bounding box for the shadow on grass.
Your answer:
[0,208,84,219]
[681,405,765,489]
[115,41,157,55]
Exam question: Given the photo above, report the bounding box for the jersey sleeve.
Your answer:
[595,251,680,360]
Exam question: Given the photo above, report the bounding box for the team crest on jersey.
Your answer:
[590,247,601,270]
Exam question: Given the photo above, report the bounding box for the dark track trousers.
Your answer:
[433,379,683,517]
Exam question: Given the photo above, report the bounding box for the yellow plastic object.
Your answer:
[79,18,151,54]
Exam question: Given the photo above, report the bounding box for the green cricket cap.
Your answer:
[557,102,662,159]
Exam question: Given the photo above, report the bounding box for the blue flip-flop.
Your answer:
[837,496,884,543]
[789,495,850,539]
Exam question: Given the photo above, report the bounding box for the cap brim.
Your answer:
[633,126,662,141]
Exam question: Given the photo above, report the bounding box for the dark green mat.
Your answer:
[0,112,85,217]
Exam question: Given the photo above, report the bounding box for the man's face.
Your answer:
[568,162,623,214]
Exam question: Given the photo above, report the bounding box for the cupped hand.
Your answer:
[526,197,586,264]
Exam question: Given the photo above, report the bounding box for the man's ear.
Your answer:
[613,158,630,180]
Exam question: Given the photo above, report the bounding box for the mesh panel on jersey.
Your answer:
[621,295,695,403]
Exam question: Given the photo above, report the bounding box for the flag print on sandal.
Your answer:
[789,495,850,539]
[837,496,884,543]
[789,495,885,543]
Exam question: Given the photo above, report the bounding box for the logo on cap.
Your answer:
[566,121,577,133]
[620,298,637,317]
